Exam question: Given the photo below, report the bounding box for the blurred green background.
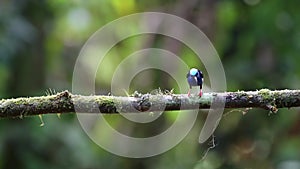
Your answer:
[1,0,300,169]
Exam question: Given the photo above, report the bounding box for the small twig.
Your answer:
[200,135,217,161]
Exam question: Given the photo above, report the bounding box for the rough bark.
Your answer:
[0,89,299,118]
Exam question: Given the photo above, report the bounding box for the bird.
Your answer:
[186,68,204,97]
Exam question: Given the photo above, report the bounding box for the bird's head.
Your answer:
[189,68,198,76]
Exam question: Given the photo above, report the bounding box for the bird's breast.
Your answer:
[187,76,198,86]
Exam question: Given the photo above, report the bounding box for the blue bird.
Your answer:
[186,68,204,97]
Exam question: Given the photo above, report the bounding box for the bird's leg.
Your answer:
[199,86,203,97]
[188,87,191,97]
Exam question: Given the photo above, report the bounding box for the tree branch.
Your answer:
[0,89,299,118]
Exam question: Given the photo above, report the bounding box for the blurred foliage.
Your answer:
[1,0,300,169]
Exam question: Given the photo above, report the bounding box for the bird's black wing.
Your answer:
[196,70,203,85]
[198,70,203,78]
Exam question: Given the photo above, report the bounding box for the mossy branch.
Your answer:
[0,89,299,118]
